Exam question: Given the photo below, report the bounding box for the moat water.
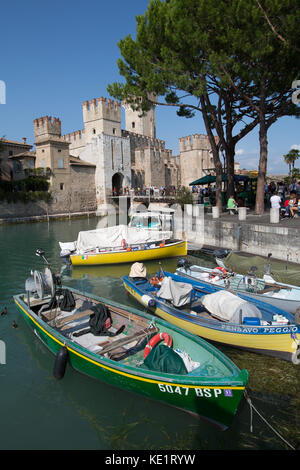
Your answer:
[0,217,299,450]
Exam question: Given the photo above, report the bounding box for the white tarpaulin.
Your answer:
[59,241,76,255]
[60,225,172,254]
[157,277,193,307]
[201,290,262,323]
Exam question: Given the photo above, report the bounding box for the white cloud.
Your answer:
[235,149,245,155]
[291,144,300,151]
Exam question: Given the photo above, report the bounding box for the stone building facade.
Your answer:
[62,96,180,209]
[0,138,34,180]
[1,94,220,218]
[33,116,97,214]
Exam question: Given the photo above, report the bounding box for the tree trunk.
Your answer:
[255,115,268,215]
[215,159,223,211]
[226,144,235,198]
[255,77,268,215]
[200,95,223,212]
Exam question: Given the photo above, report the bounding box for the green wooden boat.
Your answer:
[13,252,248,430]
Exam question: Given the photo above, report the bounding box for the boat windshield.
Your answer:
[130,215,161,230]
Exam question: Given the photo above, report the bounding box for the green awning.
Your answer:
[189,174,250,185]
[189,174,218,185]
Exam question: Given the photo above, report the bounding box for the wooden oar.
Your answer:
[56,309,94,328]
[98,325,158,356]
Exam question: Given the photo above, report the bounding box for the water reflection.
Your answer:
[0,217,299,450]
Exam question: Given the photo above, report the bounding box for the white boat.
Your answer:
[176,259,300,316]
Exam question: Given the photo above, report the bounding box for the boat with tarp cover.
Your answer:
[216,251,300,287]
[59,225,187,266]
[123,264,300,364]
[13,250,248,430]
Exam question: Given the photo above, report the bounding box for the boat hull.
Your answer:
[123,276,300,364]
[13,289,247,430]
[70,240,187,266]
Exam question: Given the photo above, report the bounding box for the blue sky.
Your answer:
[0,0,299,175]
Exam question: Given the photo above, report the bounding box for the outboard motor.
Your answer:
[177,258,190,269]
[213,249,230,258]
[25,249,60,311]
[34,268,55,299]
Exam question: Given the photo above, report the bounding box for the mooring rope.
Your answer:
[244,390,295,450]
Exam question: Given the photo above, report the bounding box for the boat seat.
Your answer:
[130,277,148,285]
[61,321,90,335]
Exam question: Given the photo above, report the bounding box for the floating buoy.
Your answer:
[141,294,156,308]
[53,346,68,379]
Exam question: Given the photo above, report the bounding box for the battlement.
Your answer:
[34,116,61,139]
[82,97,121,124]
[179,134,217,152]
[63,129,85,144]
[122,130,165,149]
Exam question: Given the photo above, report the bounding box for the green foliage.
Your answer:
[175,186,193,208]
[107,0,299,213]
[0,176,51,203]
[24,167,51,178]
[283,149,300,174]
[284,167,300,184]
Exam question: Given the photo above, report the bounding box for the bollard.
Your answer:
[238,207,247,221]
[270,207,279,223]
[212,206,219,219]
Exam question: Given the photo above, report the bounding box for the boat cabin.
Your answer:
[129,208,175,233]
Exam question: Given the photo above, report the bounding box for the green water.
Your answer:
[0,217,299,450]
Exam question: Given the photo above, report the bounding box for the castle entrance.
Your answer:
[112,172,123,196]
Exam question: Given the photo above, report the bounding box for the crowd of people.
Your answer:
[268,180,300,218]
[191,184,217,205]
[113,185,178,197]
[112,179,300,219]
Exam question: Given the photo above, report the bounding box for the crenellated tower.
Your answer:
[34,116,61,141]
[179,134,218,187]
[123,94,157,139]
[34,116,70,191]
[82,97,122,140]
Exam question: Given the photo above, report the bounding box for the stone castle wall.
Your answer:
[179,134,217,187]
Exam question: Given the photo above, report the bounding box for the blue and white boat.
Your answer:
[176,259,300,315]
[123,265,300,364]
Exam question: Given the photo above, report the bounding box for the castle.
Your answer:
[0,95,217,215]
[61,96,182,209]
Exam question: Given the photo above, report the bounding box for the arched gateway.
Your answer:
[112,172,124,196]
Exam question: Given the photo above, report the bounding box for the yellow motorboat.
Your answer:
[70,239,187,266]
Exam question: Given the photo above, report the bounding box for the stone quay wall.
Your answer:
[190,218,300,264]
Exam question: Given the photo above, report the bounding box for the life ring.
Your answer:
[149,275,160,286]
[211,267,227,278]
[144,332,173,358]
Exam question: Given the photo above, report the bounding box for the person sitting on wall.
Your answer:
[282,195,291,217]
[227,195,238,214]
[289,194,299,218]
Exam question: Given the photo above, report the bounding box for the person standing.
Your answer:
[270,191,281,209]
